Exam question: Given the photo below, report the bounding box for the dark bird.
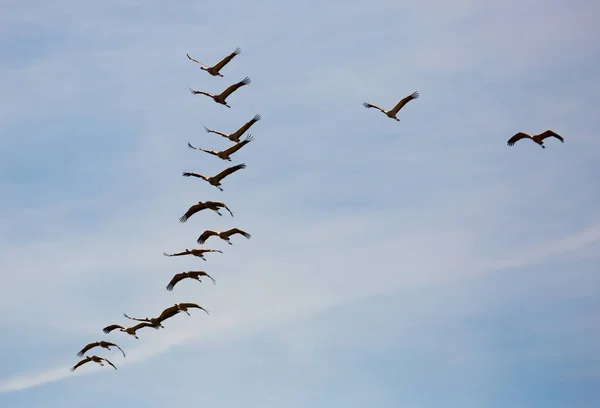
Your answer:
[187,134,253,161]
[197,228,251,245]
[71,355,117,372]
[190,77,251,108]
[123,305,183,329]
[179,200,234,222]
[77,341,126,358]
[182,163,246,191]
[102,322,154,339]
[167,271,216,291]
[163,248,223,261]
[186,47,241,77]
[363,91,419,121]
[204,114,261,142]
[506,130,565,149]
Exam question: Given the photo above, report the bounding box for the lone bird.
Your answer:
[167,271,216,291]
[506,130,564,149]
[102,322,154,339]
[71,355,117,372]
[187,134,253,161]
[197,228,251,245]
[179,200,234,222]
[182,163,246,191]
[363,91,419,121]
[190,77,251,108]
[123,305,183,329]
[163,248,223,261]
[186,47,241,77]
[77,341,126,358]
[204,114,261,143]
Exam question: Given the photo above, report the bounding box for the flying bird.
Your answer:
[197,228,251,245]
[102,322,154,339]
[182,163,246,191]
[186,47,241,77]
[204,114,261,142]
[71,355,117,372]
[179,200,234,222]
[167,271,216,291]
[187,134,254,161]
[77,341,126,358]
[189,77,251,108]
[363,91,419,121]
[123,305,183,329]
[506,130,565,149]
[163,248,223,260]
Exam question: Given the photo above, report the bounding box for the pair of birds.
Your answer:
[187,47,249,108]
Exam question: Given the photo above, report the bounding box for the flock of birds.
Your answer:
[70,46,255,372]
[70,45,567,373]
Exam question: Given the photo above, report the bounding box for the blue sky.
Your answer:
[1,0,599,406]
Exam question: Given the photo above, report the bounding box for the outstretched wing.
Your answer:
[182,172,207,180]
[191,271,216,285]
[187,142,200,150]
[103,324,124,334]
[221,134,254,156]
[101,357,118,370]
[166,272,187,291]
[362,102,386,113]
[231,114,261,139]
[204,126,229,138]
[186,53,208,68]
[189,88,212,97]
[157,305,181,321]
[103,341,126,357]
[76,342,97,357]
[197,230,218,245]
[180,302,210,315]
[389,91,419,116]
[212,163,247,182]
[179,203,204,223]
[163,250,190,257]
[507,132,530,146]
[212,47,241,72]
[225,228,251,239]
[130,322,154,331]
[538,130,564,143]
[219,77,251,100]
[71,356,91,371]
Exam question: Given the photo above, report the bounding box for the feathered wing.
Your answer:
[224,228,251,240]
[182,172,208,180]
[362,102,386,113]
[230,114,261,140]
[189,88,213,97]
[218,77,251,100]
[221,134,254,156]
[166,272,187,291]
[212,47,241,72]
[197,230,218,245]
[180,203,204,223]
[77,342,97,357]
[104,341,126,357]
[157,305,181,322]
[507,132,530,146]
[101,357,118,370]
[103,324,125,334]
[179,302,210,315]
[123,313,149,323]
[204,126,229,138]
[193,271,216,285]
[163,250,190,257]
[538,130,564,143]
[389,91,419,116]
[71,356,92,372]
[186,53,208,68]
[187,142,199,150]
[130,322,154,332]
[212,163,247,182]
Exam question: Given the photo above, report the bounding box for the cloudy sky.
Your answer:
[1,0,599,407]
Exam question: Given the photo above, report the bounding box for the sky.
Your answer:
[1,0,599,407]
